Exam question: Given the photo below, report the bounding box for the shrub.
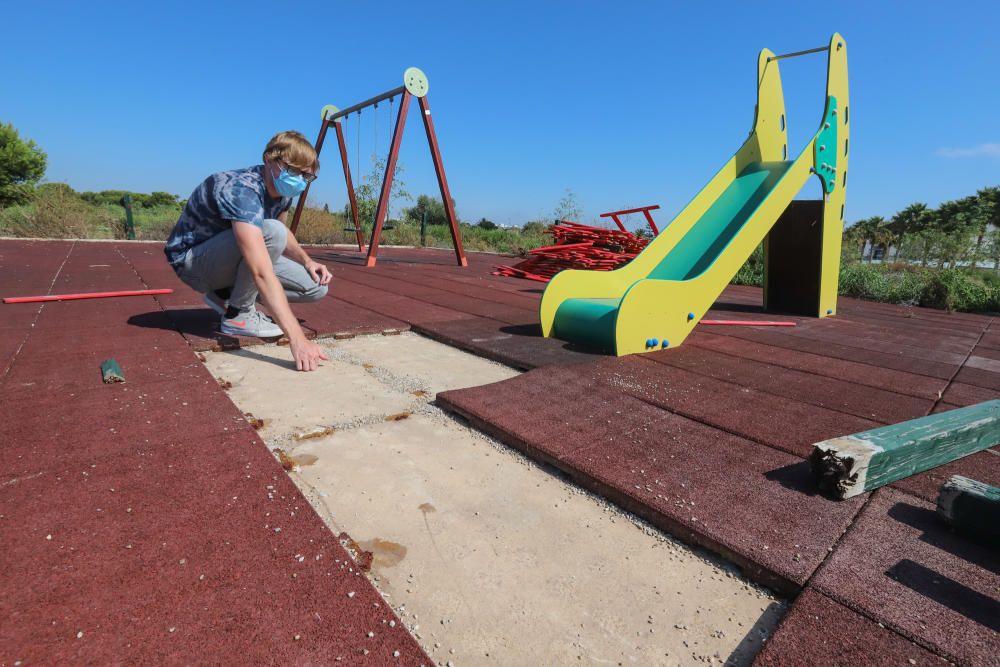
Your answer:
[0,183,115,238]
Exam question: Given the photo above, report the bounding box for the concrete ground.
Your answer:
[204,333,785,666]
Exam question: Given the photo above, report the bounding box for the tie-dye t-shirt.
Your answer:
[164,165,291,267]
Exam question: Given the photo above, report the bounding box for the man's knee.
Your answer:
[298,282,328,303]
[261,219,288,257]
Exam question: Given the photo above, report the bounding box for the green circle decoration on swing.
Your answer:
[403,67,429,97]
[320,104,340,122]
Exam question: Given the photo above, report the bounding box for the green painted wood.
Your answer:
[810,400,1000,499]
[937,475,1000,546]
[100,358,125,384]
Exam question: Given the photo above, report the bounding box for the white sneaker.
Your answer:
[203,293,227,316]
[221,306,283,338]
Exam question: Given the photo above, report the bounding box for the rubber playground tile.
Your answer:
[414,317,604,370]
[0,302,42,329]
[437,365,670,464]
[558,409,867,593]
[646,345,930,425]
[31,296,164,331]
[811,488,1000,666]
[707,326,959,380]
[752,588,943,666]
[585,356,882,458]
[891,449,1000,504]
[774,325,971,366]
[0,429,428,665]
[1,337,207,399]
[687,331,948,400]
[290,296,409,338]
[940,381,998,407]
[953,365,1000,392]
[0,377,251,479]
[330,282,476,325]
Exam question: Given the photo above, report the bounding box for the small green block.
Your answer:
[100,358,125,384]
[937,475,1000,546]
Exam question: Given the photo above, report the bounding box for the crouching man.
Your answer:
[164,131,330,371]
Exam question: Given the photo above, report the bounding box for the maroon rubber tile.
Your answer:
[647,346,933,424]
[330,281,475,325]
[812,488,1000,666]
[1,335,205,399]
[438,365,669,464]
[773,325,970,366]
[0,429,428,665]
[707,326,958,380]
[0,378,251,478]
[336,271,538,324]
[583,357,881,458]
[31,296,164,331]
[753,588,943,666]
[0,302,42,330]
[415,317,602,370]
[558,409,866,593]
[891,449,1000,503]
[953,365,1000,392]
[688,331,948,400]
[290,296,409,338]
[941,381,998,407]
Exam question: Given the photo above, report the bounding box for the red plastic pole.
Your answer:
[418,94,468,267]
[3,289,174,304]
[699,320,796,327]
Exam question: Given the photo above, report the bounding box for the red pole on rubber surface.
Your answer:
[699,320,796,326]
[3,289,174,304]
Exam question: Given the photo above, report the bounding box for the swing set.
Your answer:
[289,67,467,267]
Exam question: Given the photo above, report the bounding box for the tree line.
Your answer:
[845,187,1000,268]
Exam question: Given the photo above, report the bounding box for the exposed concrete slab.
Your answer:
[207,335,786,666]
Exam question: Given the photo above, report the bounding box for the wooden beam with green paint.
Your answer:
[937,475,1000,546]
[100,358,125,384]
[809,400,1000,500]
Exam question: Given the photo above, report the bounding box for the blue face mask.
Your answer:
[272,166,307,197]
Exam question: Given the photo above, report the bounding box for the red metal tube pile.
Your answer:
[493,221,649,283]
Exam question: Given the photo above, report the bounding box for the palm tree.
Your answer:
[891,203,931,263]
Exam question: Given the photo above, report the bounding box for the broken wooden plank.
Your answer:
[937,475,1000,546]
[100,358,125,384]
[809,400,1000,499]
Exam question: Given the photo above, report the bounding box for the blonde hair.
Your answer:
[262,131,319,172]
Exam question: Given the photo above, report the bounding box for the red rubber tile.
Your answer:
[891,449,1000,503]
[941,381,998,407]
[290,296,409,338]
[330,282,474,325]
[415,317,602,370]
[31,296,164,331]
[753,588,943,666]
[336,275,539,325]
[647,346,933,424]
[0,430,428,665]
[688,331,947,400]
[953,366,1000,392]
[812,488,1000,666]
[1,335,205,399]
[588,356,880,458]
[0,378,251,478]
[558,408,866,592]
[0,303,42,330]
[706,326,958,380]
[438,365,669,464]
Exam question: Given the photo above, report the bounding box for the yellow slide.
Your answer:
[541,33,849,356]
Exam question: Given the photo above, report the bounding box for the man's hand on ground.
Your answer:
[305,260,332,286]
[290,337,329,372]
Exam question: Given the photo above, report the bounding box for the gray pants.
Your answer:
[174,219,327,311]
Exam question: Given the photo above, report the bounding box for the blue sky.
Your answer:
[6,1,999,230]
